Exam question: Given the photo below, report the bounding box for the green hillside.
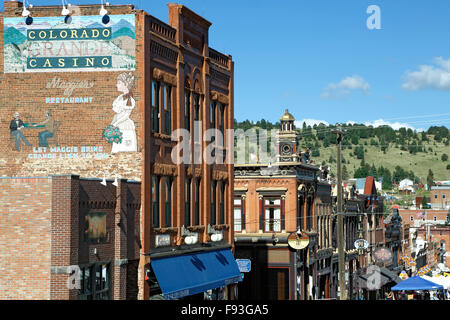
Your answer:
[234,120,450,184]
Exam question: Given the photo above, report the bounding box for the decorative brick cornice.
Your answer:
[210,90,229,105]
[153,163,177,176]
[152,68,177,86]
[212,169,228,181]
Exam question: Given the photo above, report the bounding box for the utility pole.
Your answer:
[332,127,346,300]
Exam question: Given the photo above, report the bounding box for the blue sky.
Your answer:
[3,0,450,130]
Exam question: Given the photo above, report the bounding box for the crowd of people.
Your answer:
[385,290,449,300]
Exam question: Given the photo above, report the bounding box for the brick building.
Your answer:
[341,177,391,300]
[430,185,450,209]
[399,209,448,228]
[0,1,238,300]
[0,175,141,300]
[417,226,450,268]
[233,110,335,300]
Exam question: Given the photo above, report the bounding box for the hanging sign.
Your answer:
[288,231,309,250]
[354,239,369,250]
[373,247,393,263]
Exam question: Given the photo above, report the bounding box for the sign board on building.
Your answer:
[155,234,171,248]
[4,15,136,73]
[373,247,393,263]
[287,231,309,250]
[354,239,369,250]
[236,259,251,273]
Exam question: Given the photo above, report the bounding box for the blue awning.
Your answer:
[391,276,444,291]
[150,248,242,300]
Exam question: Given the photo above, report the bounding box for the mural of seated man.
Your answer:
[32,110,55,148]
[10,111,32,151]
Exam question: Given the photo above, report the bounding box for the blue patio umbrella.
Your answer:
[391,276,443,291]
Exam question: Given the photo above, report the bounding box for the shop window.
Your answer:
[94,264,110,300]
[78,263,110,300]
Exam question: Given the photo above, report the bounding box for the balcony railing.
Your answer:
[209,48,229,69]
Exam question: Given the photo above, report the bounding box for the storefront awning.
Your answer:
[150,248,242,300]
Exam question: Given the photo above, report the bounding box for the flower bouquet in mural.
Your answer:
[103,125,123,144]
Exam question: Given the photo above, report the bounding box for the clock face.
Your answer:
[281,143,292,155]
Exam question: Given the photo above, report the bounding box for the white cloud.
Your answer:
[295,119,329,128]
[362,119,425,132]
[322,75,370,99]
[402,57,450,91]
[295,118,425,132]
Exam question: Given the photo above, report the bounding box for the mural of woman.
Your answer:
[111,72,137,153]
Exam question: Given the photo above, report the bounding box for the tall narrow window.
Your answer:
[210,101,216,144]
[152,176,160,228]
[264,197,281,232]
[210,101,216,128]
[219,182,226,225]
[195,178,201,226]
[234,196,244,232]
[193,93,200,121]
[164,177,172,227]
[306,196,313,230]
[185,91,191,132]
[185,178,191,226]
[164,85,172,135]
[298,194,304,231]
[218,103,225,135]
[211,180,217,225]
[152,81,160,133]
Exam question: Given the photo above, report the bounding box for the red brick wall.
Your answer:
[0,175,140,300]
[399,210,448,225]
[0,4,144,182]
[0,177,53,299]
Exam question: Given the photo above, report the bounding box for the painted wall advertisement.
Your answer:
[3,14,135,73]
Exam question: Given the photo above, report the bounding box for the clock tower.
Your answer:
[277,109,299,163]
